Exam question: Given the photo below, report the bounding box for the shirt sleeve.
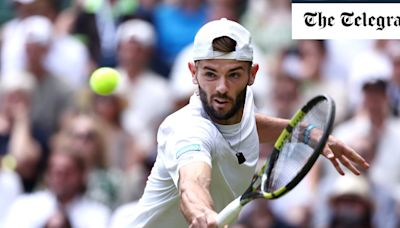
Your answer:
[159,120,215,187]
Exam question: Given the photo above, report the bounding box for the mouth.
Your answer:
[213,98,230,109]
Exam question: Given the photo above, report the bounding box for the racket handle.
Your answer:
[216,197,243,227]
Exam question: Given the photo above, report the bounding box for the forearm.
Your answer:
[9,114,36,156]
[178,162,217,227]
[255,113,289,144]
[179,178,215,223]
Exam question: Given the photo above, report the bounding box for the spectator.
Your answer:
[85,93,132,171]
[387,43,400,116]
[1,0,90,91]
[151,0,208,76]
[43,0,91,91]
[23,15,73,135]
[45,32,90,90]
[91,93,150,202]
[0,0,39,77]
[336,77,400,194]
[259,72,301,119]
[315,75,400,228]
[0,71,48,192]
[58,112,127,209]
[327,175,374,228]
[297,40,349,123]
[351,136,399,227]
[115,19,172,157]
[4,146,110,228]
[70,0,137,67]
[348,40,392,114]
[0,0,37,75]
[325,172,398,228]
[241,0,294,58]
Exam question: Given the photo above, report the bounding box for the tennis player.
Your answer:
[128,18,369,228]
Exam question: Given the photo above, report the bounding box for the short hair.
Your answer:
[210,36,252,67]
[212,36,237,53]
[362,79,388,93]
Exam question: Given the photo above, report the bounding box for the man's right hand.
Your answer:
[189,209,218,228]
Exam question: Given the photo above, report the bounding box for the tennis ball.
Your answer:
[90,67,120,95]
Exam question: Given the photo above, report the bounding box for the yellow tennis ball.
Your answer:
[90,67,120,95]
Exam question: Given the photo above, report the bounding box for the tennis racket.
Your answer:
[217,94,335,226]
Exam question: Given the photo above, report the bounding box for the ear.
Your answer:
[248,64,259,86]
[188,62,198,85]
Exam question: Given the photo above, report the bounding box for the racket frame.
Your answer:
[217,95,335,226]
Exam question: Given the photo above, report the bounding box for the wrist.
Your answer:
[303,124,316,145]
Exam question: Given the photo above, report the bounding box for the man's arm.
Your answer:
[255,113,288,144]
[179,162,217,228]
[255,113,369,175]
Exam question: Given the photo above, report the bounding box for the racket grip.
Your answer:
[216,197,243,227]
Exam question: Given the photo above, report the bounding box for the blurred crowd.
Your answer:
[0,0,400,227]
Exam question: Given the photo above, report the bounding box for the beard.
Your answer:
[198,85,247,122]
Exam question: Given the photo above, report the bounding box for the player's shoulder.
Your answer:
[163,106,213,127]
[159,105,215,136]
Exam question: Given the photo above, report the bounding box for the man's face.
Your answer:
[47,153,84,201]
[118,40,150,68]
[363,85,388,119]
[189,59,258,124]
[25,42,48,64]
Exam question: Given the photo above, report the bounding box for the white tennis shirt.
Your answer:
[128,87,259,227]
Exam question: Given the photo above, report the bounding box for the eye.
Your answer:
[229,72,240,79]
[204,72,217,79]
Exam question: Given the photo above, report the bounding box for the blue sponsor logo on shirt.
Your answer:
[176,144,201,159]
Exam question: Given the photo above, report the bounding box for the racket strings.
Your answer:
[265,100,329,193]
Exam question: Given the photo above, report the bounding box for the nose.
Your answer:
[216,77,229,94]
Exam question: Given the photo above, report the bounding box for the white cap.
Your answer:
[192,18,253,61]
[350,51,391,88]
[329,175,370,200]
[23,16,53,45]
[116,19,156,47]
